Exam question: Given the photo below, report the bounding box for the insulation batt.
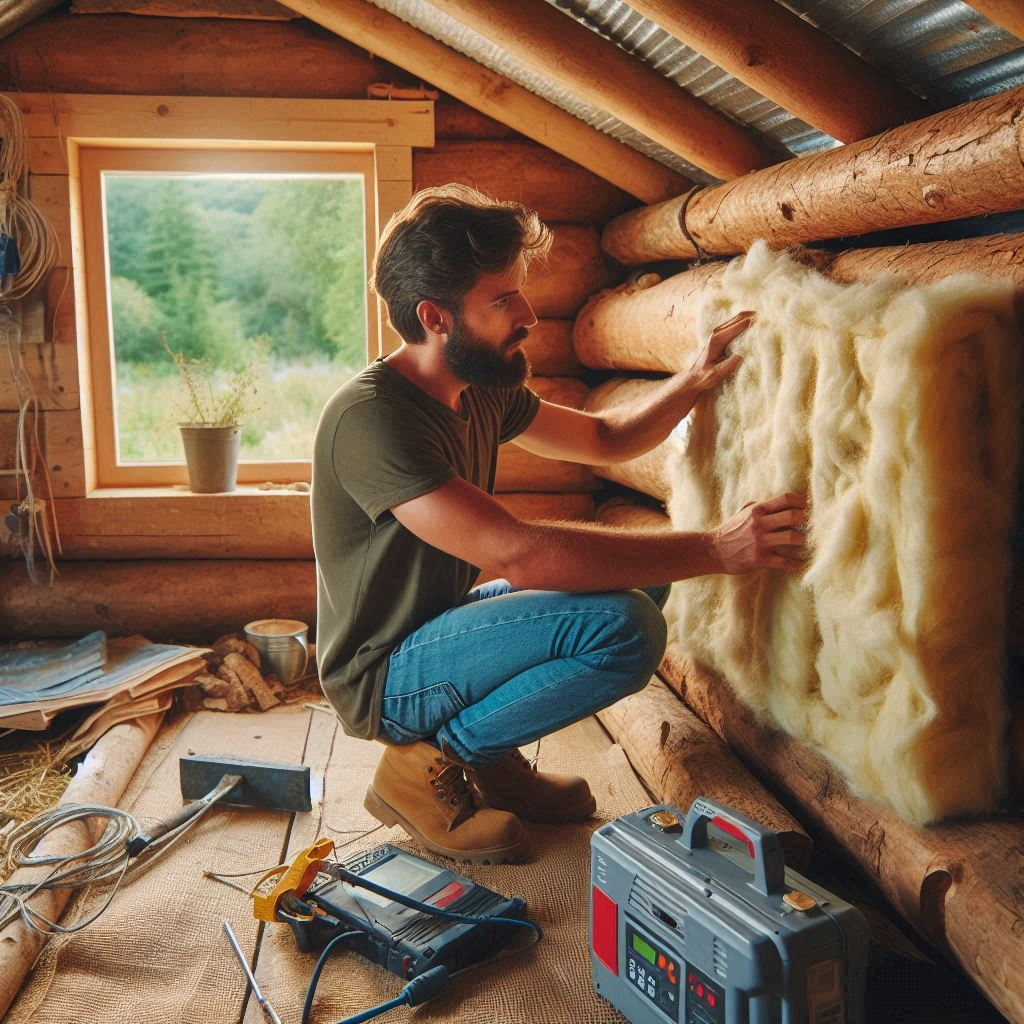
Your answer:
[664,242,1021,824]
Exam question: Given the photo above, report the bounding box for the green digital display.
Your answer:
[632,933,657,965]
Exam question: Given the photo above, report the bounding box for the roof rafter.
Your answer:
[626,0,928,143]
[430,0,777,180]
[274,0,690,203]
[963,1,1024,42]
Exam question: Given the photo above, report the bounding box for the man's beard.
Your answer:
[444,316,531,389]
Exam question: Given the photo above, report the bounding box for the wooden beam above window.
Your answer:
[14,93,435,147]
[626,0,928,144]
[429,0,776,180]
[274,0,691,203]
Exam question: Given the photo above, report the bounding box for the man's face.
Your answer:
[443,255,537,389]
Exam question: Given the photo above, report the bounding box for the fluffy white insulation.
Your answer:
[665,243,1021,824]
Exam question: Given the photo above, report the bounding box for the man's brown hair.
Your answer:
[370,184,552,344]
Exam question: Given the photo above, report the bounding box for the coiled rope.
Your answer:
[0,91,62,583]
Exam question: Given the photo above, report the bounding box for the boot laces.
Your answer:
[430,760,471,807]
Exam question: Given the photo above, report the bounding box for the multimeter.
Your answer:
[282,843,532,980]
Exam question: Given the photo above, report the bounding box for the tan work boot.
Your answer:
[364,741,529,865]
[468,747,597,824]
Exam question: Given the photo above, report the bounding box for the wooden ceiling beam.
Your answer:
[963,1,1024,42]
[626,0,928,143]
[69,1,298,17]
[274,0,690,203]
[430,0,776,180]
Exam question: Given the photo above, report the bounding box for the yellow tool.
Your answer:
[252,837,335,923]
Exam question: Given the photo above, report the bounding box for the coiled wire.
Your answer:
[0,793,226,936]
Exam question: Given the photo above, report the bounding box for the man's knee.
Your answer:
[603,590,668,692]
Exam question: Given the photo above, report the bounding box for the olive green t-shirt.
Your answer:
[311,358,540,739]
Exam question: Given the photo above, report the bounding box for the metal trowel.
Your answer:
[126,753,312,856]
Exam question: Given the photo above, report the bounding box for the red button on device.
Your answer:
[591,886,618,975]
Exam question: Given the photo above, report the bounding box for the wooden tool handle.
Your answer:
[127,773,241,856]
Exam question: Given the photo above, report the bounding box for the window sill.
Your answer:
[85,484,311,499]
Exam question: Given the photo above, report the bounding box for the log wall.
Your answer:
[0,12,622,637]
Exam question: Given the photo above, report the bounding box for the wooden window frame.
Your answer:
[48,94,433,491]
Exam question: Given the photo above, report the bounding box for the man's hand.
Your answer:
[686,310,754,394]
[711,492,808,574]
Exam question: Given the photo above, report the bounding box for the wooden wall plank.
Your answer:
[0,14,406,99]
[47,489,595,559]
[414,141,635,224]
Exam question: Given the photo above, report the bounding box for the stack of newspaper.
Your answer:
[0,632,208,748]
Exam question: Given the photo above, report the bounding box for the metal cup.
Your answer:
[243,618,309,685]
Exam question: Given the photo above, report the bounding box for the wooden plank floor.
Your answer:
[7,703,1007,1024]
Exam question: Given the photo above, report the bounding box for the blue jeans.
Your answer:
[378,581,670,767]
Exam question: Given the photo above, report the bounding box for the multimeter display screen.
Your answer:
[356,854,446,907]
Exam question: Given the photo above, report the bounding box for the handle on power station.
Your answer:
[681,797,786,897]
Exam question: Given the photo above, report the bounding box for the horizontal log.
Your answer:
[597,676,812,871]
[660,646,1024,1024]
[434,100,522,142]
[497,492,594,523]
[526,321,581,377]
[414,141,635,225]
[48,490,594,560]
[602,87,1024,264]
[584,378,674,501]
[496,446,597,493]
[576,236,1024,373]
[0,559,317,642]
[626,0,924,144]
[595,496,671,532]
[529,225,613,318]
[0,13,409,98]
[3,488,596,632]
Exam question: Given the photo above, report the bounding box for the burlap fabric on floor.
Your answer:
[8,706,649,1024]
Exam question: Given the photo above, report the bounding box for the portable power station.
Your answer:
[591,797,869,1024]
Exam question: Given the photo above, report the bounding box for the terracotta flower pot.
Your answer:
[179,424,241,493]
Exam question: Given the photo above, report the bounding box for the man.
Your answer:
[311,185,805,865]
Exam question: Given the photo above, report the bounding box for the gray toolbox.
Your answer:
[590,797,869,1024]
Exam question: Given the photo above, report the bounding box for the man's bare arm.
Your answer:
[391,477,806,593]
[516,311,753,465]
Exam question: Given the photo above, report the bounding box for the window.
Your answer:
[79,146,378,486]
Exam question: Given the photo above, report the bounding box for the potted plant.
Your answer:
[167,342,261,493]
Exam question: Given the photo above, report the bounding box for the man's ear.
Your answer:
[415,299,449,337]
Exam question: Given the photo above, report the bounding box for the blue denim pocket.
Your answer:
[379,680,465,743]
